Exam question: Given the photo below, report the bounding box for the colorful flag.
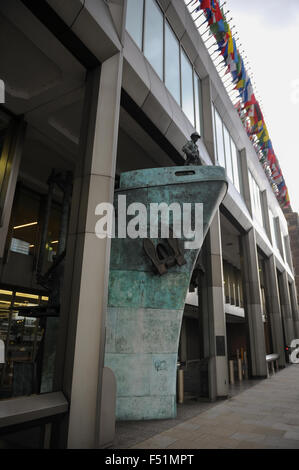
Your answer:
[198,0,290,208]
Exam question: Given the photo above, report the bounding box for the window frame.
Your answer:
[180,45,196,127]
[125,0,204,129]
[143,0,164,80]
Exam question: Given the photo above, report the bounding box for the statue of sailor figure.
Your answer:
[182,132,203,166]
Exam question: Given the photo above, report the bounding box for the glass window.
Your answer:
[144,0,163,79]
[223,262,231,304]
[125,0,144,49]
[10,187,40,257]
[269,208,277,248]
[212,104,216,145]
[223,125,233,182]
[249,171,263,227]
[231,139,240,193]
[284,236,292,267]
[0,289,46,400]
[181,49,195,126]
[165,21,180,104]
[255,187,262,226]
[213,106,241,192]
[214,109,225,167]
[194,73,202,134]
[8,186,61,263]
[46,205,62,263]
[274,218,282,255]
[0,122,13,218]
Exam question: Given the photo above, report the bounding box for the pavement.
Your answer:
[112,365,299,449]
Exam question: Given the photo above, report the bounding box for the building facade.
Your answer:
[0,0,298,449]
[283,208,299,303]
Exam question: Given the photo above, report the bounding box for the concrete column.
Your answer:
[289,281,299,338]
[279,271,295,345]
[264,255,286,367]
[202,76,216,164]
[241,228,267,377]
[54,52,123,448]
[205,211,229,399]
[239,148,252,215]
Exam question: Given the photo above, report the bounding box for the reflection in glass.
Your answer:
[126,0,144,49]
[194,73,202,134]
[249,171,263,228]
[212,104,216,144]
[269,209,276,247]
[231,139,240,193]
[10,187,40,257]
[223,125,233,182]
[0,289,46,400]
[144,0,163,79]
[215,109,225,167]
[165,21,180,103]
[181,49,195,126]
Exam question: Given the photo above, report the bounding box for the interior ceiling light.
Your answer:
[15,292,39,299]
[0,290,13,296]
[13,222,38,230]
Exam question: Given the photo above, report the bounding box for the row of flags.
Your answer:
[195,0,290,207]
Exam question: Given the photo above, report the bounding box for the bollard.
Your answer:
[177,369,184,404]
[244,351,248,380]
[229,360,235,384]
[237,358,243,382]
[0,340,4,364]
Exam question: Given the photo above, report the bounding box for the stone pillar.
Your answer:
[202,76,216,164]
[279,271,295,346]
[264,255,286,367]
[54,52,123,448]
[241,228,267,377]
[205,211,229,399]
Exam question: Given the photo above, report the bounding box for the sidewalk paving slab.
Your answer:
[112,365,299,449]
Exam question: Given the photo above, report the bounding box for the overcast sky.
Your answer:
[227,0,299,213]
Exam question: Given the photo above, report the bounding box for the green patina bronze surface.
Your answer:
[105,166,228,420]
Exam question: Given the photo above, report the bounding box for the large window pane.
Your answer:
[274,218,282,255]
[144,0,163,79]
[231,139,240,193]
[249,171,263,227]
[165,21,180,103]
[194,73,202,134]
[181,49,195,126]
[215,109,225,167]
[269,209,276,247]
[212,104,216,145]
[126,0,144,49]
[257,191,264,227]
[0,289,47,400]
[10,187,41,257]
[223,125,233,181]
[284,236,292,267]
